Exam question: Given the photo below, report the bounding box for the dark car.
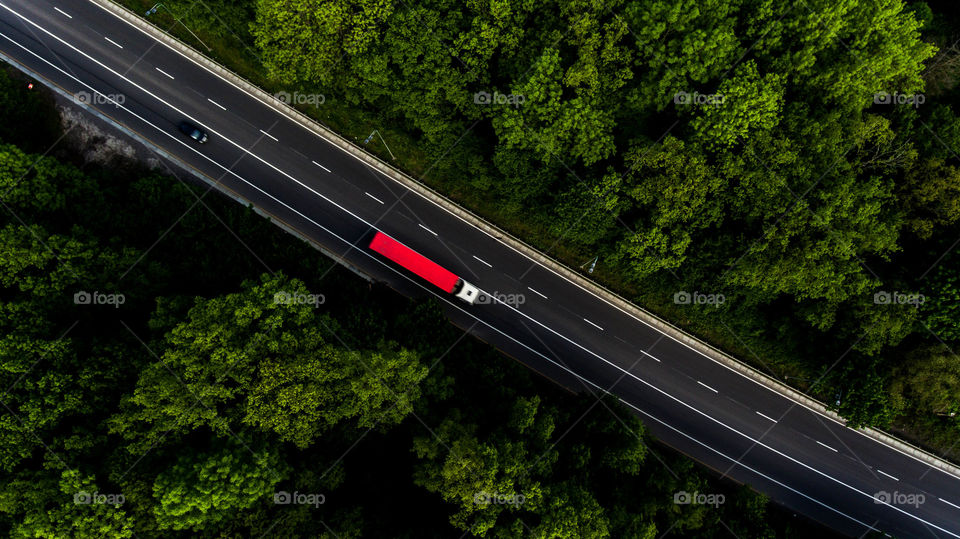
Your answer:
[178,121,208,143]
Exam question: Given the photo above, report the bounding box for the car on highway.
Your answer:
[178,120,208,143]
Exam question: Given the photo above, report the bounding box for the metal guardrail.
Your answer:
[90,0,960,480]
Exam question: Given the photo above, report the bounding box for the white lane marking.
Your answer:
[698,381,718,393]
[816,440,838,453]
[258,129,277,142]
[10,43,941,536]
[756,411,778,423]
[311,160,331,173]
[641,350,662,362]
[207,98,226,110]
[155,67,174,79]
[527,286,547,299]
[13,9,960,533]
[364,192,384,204]
[104,36,122,49]
[472,255,492,268]
[418,224,437,236]
[941,497,960,510]
[54,7,71,18]
[615,399,881,534]
[877,469,899,481]
[84,1,960,489]
[583,318,603,331]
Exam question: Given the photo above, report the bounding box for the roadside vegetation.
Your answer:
[0,66,832,536]
[112,0,960,459]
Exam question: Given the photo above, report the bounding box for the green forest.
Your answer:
[121,0,960,455]
[0,67,831,535]
[4,0,960,535]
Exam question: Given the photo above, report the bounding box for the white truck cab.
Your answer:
[454,280,480,304]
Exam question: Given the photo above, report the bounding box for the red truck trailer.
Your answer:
[369,231,480,304]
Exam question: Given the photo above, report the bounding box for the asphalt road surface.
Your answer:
[1,1,958,535]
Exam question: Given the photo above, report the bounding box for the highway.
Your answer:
[1,1,958,535]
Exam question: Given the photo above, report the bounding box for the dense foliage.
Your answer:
[243,0,960,443]
[0,67,828,536]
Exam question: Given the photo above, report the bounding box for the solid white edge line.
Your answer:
[756,411,778,423]
[583,318,603,331]
[472,255,492,268]
[5,23,954,536]
[616,397,881,534]
[154,66,173,79]
[527,286,547,299]
[87,0,960,485]
[103,36,122,49]
[258,129,277,142]
[697,381,718,393]
[311,160,331,173]
[206,98,225,110]
[364,192,384,204]
[418,224,437,236]
[53,7,71,18]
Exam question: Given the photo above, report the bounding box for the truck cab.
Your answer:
[453,280,480,304]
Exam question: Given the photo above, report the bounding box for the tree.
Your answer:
[923,253,960,344]
[3,470,135,538]
[613,136,725,277]
[890,346,960,420]
[252,0,394,86]
[412,402,552,536]
[152,440,287,531]
[245,341,425,447]
[689,60,784,148]
[109,273,427,452]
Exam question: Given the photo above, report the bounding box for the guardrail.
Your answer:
[90,0,960,480]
